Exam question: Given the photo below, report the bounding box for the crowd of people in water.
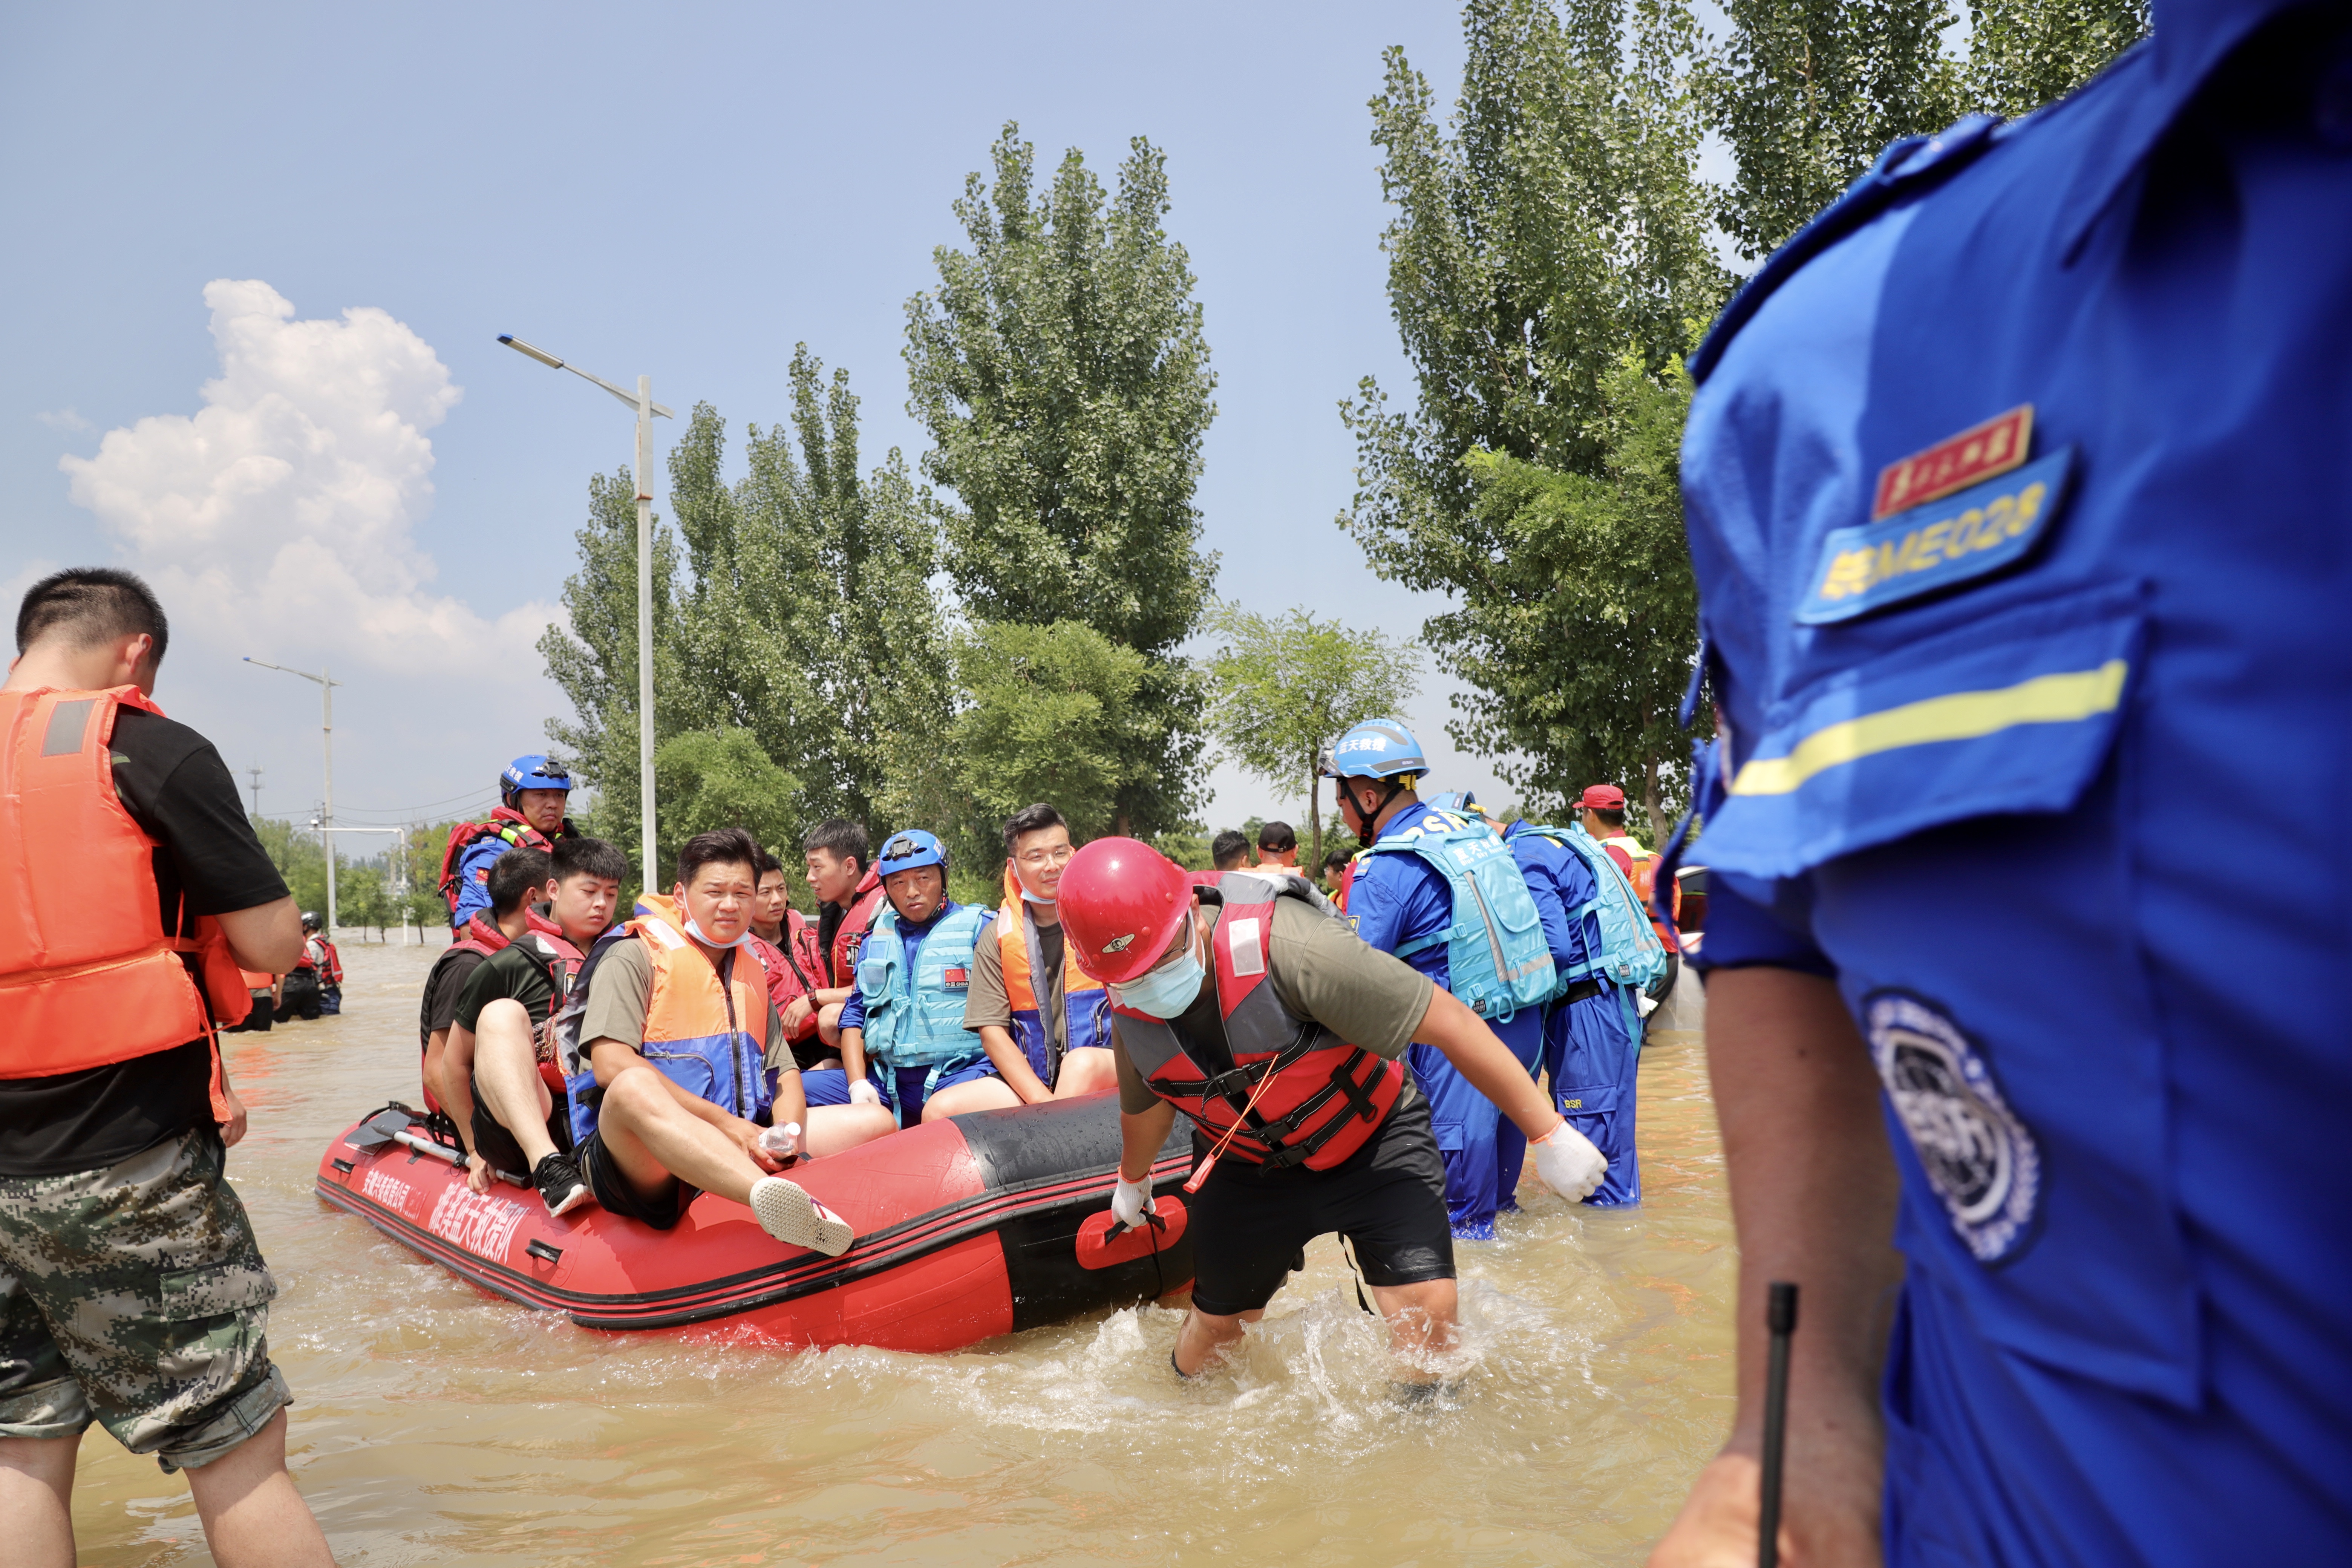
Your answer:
[410,738,1677,1255]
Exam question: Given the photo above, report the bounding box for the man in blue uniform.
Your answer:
[1329,724,1553,1239]
[1652,5,2352,1563]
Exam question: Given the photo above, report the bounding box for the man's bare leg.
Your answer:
[802,1104,897,1155]
[471,998,560,1171]
[594,1066,774,1207]
[183,1409,335,1567]
[1368,1277,1462,1382]
[922,1076,1021,1120]
[1051,1046,1120,1098]
[1174,1305,1268,1375]
[0,1431,78,1568]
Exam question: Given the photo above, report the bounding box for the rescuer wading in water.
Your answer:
[1057,838,1609,1380]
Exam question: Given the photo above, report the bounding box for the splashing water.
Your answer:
[66,942,1734,1565]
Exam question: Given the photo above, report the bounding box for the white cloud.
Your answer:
[60,279,555,678]
[35,407,92,432]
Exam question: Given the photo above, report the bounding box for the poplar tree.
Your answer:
[905,123,1218,840]
[1340,0,1726,829]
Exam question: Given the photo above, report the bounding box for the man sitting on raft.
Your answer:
[558,828,893,1251]
[444,835,627,1214]
[805,829,1001,1126]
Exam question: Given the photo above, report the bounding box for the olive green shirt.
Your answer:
[1109,896,1435,1114]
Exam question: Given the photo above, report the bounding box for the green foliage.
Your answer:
[890,619,1154,876]
[250,815,328,918]
[905,122,1218,839]
[1700,0,2150,261]
[339,864,390,940]
[1150,825,1212,873]
[539,349,951,888]
[1455,355,1701,842]
[655,727,805,877]
[1697,0,1965,262]
[1203,604,1421,867]
[1343,0,1723,844]
[1963,0,2148,118]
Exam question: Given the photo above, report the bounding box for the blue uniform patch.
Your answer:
[1865,992,2040,1265]
[1799,447,2074,623]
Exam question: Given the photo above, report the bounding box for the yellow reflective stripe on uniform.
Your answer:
[1728,660,2129,798]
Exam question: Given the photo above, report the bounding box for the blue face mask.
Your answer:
[1114,924,1205,1020]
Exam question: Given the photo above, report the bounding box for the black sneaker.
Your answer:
[532,1152,591,1217]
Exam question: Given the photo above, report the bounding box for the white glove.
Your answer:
[848,1079,882,1107]
[1110,1173,1152,1233]
[1532,1119,1608,1202]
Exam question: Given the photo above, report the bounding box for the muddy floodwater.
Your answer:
[67,939,1735,1566]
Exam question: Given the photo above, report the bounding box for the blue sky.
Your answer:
[3,1,1531,843]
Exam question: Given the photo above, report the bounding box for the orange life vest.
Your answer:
[558,894,773,1144]
[1108,873,1405,1172]
[996,867,1111,1083]
[0,686,250,1096]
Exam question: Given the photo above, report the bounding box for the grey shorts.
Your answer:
[0,1128,291,1472]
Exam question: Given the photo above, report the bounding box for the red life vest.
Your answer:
[828,870,887,989]
[1107,873,1405,1172]
[0,686,250,1113]
[436,806,568,915]
[318,939,344,986]
[747,908,826,1042]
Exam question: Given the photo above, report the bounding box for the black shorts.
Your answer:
[1185,1090,1456,1317]
[574,1129,700,1231]
[465,1074,573,1182]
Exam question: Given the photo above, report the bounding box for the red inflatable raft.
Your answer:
[315,1095,1194,1352]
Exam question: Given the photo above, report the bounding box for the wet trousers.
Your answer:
[1407,1007,1543,1240]
[1542,985,1642,1206]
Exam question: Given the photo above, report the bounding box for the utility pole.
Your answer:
[498,332,674,896]
[246,658,340,933]
[244,765,264,817]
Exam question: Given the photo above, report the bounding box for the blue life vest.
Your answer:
[1363,808,1555,1021]
[1511,822,1672,996]
[856,902,990,1072]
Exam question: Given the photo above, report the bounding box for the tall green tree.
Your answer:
[1341,0,1726,829]
[1697,0,1964,262]
[540,349,950,870]
[1203,605,1422,866]
[1459,355,1698,842]
[1963,0,2148,118]
[905,122,1218,839]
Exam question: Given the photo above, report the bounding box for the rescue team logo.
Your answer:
[360,1168,412,1210]
[1864,992,2041,1265]
[1101,933,1136,954]
[1873,405,2033,519]
[1798,448,2075,625]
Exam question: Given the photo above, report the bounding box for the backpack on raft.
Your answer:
[1516,822,1673,998]
[435,813,552,917]
[1362,807,1556,1023]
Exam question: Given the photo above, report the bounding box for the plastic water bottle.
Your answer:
[756,1121,802,1160]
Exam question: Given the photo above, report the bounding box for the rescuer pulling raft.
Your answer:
[1059,838,1609,1384]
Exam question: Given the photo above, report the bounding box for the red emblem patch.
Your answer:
[1873,405,2034,519]
[944,968,969,988]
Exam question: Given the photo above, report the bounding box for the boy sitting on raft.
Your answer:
[444,835,627,1214]
[804,829,1003,1126]
[558,828,894,1252]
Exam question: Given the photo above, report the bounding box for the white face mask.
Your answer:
[683,913,747,949]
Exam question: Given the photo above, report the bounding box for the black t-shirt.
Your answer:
[419,946,493,1049]
[1034,917,1066,983]
[452,940,561,1035]
[0,707,289,1177]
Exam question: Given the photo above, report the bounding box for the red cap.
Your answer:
[1577,784,1626,810]
[1058,838,1197,985]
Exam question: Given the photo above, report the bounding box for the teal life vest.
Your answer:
[1363,807,1556,1023]
[855,901,991,1072]
[1514,821,1672,997]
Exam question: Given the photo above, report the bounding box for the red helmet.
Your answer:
[1058,838,1196,985]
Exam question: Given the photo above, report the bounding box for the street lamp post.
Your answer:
[245,657,340,932]
[499,333,674,897]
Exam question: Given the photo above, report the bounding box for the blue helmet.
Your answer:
[1322,720,1429,781]
[876,828,949,877]
[500,754,572,803]
[1423,789,1478,815]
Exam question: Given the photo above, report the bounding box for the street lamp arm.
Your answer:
[498,335,672,417]
[243,655,338,688]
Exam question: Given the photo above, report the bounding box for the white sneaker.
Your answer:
[749,1176,854,1257]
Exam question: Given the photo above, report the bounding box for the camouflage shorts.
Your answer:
[0,1127,291,1472]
